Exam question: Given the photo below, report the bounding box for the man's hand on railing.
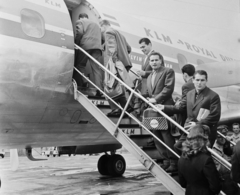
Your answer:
[147,97,156,104]
[137,70,146,77]
[155,104,164,110]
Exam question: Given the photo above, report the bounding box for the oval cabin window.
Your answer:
[21,9,45,38]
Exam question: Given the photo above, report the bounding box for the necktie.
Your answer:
[195,92,199,101]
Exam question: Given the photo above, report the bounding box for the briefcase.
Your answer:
[142,108,168,130]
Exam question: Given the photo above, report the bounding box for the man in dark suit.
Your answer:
[137,38,154,89]
[143,52,178,172]
[162,70,221,148]
[158,64,195,154]
[231,141,240,183]
[134,38,154,116]
[73,13,104,96]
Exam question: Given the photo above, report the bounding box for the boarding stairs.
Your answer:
[74,44,233,195]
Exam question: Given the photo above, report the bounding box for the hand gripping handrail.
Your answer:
[74,44,232,171]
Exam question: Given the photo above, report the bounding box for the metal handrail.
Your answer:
[74,44,232,171]
[217,131,236,146]
[74,68,180,158]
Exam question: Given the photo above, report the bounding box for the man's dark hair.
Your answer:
[232,123,240,128]
[139,37,151,45]
[79,13,88,19]
[194,70,208,80]
[181,64,195,76]
[149,52,165,66]
[100,19,111,26]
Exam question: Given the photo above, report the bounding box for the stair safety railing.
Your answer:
[74,44,237,192]
[74,44,180,159]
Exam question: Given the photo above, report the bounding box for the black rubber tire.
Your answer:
[97,155,109,175]
[107,154,126,176]
[0,154,4,158]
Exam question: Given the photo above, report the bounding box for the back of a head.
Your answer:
[100,19,111,27]
[182,124,209,158]
[181,64,195,76]
[79,13,88,19]
[139,37,151,45]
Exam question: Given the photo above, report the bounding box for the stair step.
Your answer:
[88,96,106,100]
[130,134,153,146]
[119,124,141,136]
[91,99,109,106]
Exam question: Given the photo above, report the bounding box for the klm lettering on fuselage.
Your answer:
[45,0,61,8]
[144,28,234,61]
[129,52,144,65]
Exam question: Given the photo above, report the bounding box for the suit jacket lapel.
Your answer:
[152,68,164,93]
[193,93,204,109]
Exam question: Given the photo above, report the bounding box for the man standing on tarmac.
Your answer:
[73,13,104,96]
[161,70,221,148]
[142,52,178,172]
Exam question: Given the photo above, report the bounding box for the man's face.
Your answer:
[233,125,240,134]
[216,135,226,145]
[149,55,162,70]
[140,42,152,55]
[193,73,207,92]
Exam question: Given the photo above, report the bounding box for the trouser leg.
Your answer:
[108,95,126,111]
[88,49,104,90]
[160,130,178,161]
[73,49,89,87]
[174,133,187,155]
[153,129,178,161]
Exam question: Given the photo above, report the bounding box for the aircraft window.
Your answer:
[21,9,45,38]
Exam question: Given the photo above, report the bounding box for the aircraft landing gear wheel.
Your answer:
[98,155,109,175]
[107,154,126,176]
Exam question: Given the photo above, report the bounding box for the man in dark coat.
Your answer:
[231,141,240,183]
[137,37,154,93]
[142,52,177,172]
[162,70,221,148]
[73,13,104,96]
[134,38,154,116]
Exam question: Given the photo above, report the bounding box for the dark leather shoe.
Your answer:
[107,109,119,117]
[95,90,103,97]
[165,164,178,173]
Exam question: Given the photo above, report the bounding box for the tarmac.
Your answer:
[0,151,171,195]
